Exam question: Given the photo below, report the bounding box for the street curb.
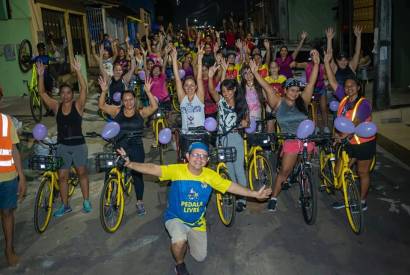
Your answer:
[377,133,410,167]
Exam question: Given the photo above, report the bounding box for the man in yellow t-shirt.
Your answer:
[117,142,271,275]
[0,113,26,266]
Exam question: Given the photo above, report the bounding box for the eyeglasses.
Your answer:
[190,152,209,160]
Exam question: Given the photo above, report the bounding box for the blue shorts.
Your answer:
[0,177,18,209]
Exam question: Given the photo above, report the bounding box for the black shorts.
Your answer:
[346,139,376,160]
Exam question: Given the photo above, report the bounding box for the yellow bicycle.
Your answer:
[319,136,364,234]
[243,126,274,191]
[152,107,168,164]
[167,80,180,113]
[30,141,78,233]
[25,64,43,122]
[211,133,237,227]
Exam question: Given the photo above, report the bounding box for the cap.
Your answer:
[284,78,303,88]
[188,142,209,153]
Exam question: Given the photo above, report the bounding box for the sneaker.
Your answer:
[53,204,72,217]
[323,126,331,134]
[136,202,146,216]
[175,262,190,275]
[361,201,368,211]
[332,201,345,209]
[236,201,247,212]
[267,198,277,212]
[83,199,92,213]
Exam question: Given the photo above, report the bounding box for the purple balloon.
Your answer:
[101,122,120,139]
[245,119,257,134]
[296,119,315,139]
[138,70,145,80]
[329,101,339,112]
[178,69,186,79]
[113,92,121,103]
[204,117,217,132]
[334,116,355,134]
[355,122,377,138]
[32,123,48,141]
[159,128,172,144]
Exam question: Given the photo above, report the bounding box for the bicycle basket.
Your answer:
[247,133,272,147]
[210,147,237,163]
[29,155,63,171]
[95,152,117,172]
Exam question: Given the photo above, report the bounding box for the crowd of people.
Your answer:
[0,16,376,275]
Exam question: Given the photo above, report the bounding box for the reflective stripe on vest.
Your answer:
[0,159,14,167]
[351,98,365,144]
[0,149,12,155]
[1,114,8,137]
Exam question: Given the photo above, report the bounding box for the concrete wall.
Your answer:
[0,0,33,97]
[288,0,338,42]
[391,0,410,91]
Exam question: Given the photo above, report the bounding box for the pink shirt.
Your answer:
[306,62,325,90]
[245,87,261,120]
[151,74,169,102]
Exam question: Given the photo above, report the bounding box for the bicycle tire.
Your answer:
[299,168,317,225]
[34,176,54,233]
[68,167,78,197]
[343,171,363,234]
[18,39,32,73]
[216,167,235,227]
[100,177,124,233]
[248,153,273,191]
[319,149,335,194]
[29,87,42,122]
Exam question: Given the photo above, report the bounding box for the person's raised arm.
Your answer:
[301,50,320,104]
[72,58,87,114]
[263,39,271,65]
[36,62,58,114]
[97,44,109,80]
[196,45,205,103]
[97,76,119,117]
[145,25,152,54]
[118,148,162,177]
[220,57,228,82]
[350,25,362,71]
[112,39,119,61]
[123,47,136,85]
[171,47,185,103]
[323,48,338,92]
[208,64,221,102]
[139,77,158,118]
[249,59,280,110]
[292,31,308,60]
[216,31,222,48]
[325,27,337,73]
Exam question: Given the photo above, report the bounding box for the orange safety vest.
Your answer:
[337,97,375,145]
[0,113,16,173]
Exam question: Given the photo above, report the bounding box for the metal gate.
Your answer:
[86,7,105,44]
[69,13,86,55]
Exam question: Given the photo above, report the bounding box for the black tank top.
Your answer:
[114,107,144,146]
[56,101,85,145]
[109,77,126,103]
[335,66,355,86]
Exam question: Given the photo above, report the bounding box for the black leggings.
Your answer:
[126,143,145,200]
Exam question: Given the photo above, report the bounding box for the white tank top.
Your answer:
[180,95,205,133]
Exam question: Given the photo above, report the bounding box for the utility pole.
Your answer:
[372,0,391,110]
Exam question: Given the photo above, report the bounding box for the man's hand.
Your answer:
[18,177,27,202]
[254,185,272,201]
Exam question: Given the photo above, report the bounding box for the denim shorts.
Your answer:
[0,177,18,209]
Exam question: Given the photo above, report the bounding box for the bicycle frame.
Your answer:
[105,167,125,208]
[243,136,265,181]
[152,115,167,146]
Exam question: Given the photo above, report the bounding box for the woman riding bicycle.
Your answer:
[98,76,158,215]
[324,48,374,211]
[37,59,91,217]
[249,50,320,212]
[208,66,250,212]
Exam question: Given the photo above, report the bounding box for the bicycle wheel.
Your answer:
[29,88,42,122]
[248,153,273,191]
[299,168,317,225]
[100,177,124,233]
[68,167,78,197]
[34,176,54,233]
[319,149,335,194]
[343,171,363,234]
[215,167,235,227]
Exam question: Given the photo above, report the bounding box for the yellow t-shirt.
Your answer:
[0,119,19,182]
[265,74,287,84]
[160,164,231,231]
